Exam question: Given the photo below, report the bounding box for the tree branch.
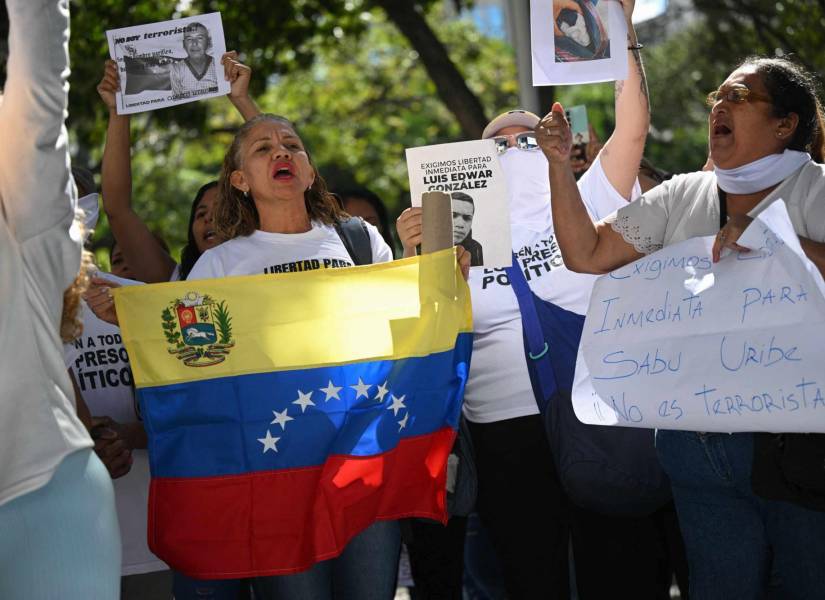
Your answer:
[373,0,489,138]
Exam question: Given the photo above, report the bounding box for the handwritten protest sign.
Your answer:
[406,140,512,268]
[106,13,230,115]
[573,201,825,433]
[531,0,628,86]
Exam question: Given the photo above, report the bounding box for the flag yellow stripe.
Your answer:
[115,248,473,388]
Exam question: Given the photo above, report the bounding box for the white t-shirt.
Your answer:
[463,149,639,423]
[607,161,825,253]
[188,220,392,279]
[64,274,167,576]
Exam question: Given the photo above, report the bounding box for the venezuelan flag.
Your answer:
[114,248,472,579]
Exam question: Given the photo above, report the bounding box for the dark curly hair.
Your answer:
[740,56,825,162]
[214,114,343,240]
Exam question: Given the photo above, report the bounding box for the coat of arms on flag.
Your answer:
[162,291,234,367]
[114,249,473,578]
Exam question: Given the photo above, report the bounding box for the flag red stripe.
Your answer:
[147,427,455,579]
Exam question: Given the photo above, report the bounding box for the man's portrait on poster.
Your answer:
[451,192,484,267]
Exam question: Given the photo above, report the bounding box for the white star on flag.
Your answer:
[375,381,389,403]
[292,389,315,413]
[398,413,409,432]
[270,408,293,431]
[320,380,342,401]
[388,394,406,416]
[350,378,372,400]
[258,430,280,453]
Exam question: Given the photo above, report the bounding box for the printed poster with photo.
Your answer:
[531,0,628,86]
[406,140,512,269]
[106,13,230,115]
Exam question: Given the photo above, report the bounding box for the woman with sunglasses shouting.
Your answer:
[544,56,825,598]
[395,2,656,598]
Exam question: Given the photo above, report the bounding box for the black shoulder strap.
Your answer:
[718,187,728,228]
[334,217,373,266]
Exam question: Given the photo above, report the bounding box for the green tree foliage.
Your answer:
[74,3,516,263]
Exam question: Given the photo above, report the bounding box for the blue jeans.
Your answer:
[0,449,121,600]
[656,430,825,600]
[253,520,401,600]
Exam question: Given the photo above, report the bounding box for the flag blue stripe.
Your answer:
[140,333,472,478]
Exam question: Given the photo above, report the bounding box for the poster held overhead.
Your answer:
[106,12,231,115]
[406,140,512,268]
[531,0,628,86]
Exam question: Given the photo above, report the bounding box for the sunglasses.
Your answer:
[493,133,539,154]
[706,85,773,107]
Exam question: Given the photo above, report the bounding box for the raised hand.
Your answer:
[96,59,120,111]
[221,51,252,99]
[536,102,573,165]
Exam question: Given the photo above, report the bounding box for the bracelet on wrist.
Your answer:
[628,42,644,51]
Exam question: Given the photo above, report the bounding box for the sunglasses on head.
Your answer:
[706,85,772,107]
[492,133,539,154]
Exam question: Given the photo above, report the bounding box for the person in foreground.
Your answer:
[0,0,120,598]
[543,56,825,598]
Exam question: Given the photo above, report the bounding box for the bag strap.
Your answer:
[334,217,373,266]
[505,254,558,411]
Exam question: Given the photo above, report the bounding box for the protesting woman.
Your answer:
[543,56,825,598]
[184,112,469,599]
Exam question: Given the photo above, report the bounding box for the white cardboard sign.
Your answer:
[573,201,825,433]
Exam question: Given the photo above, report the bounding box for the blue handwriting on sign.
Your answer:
[593,348,681,380]
[694,377,825,417]
[740,284,808,323]
[719,335,800,372]
[658,399,684,421]
[593,292,703,335]
[610,254,712,281]
[608,393,644,423]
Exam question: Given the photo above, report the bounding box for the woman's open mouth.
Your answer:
[272,162,295,181]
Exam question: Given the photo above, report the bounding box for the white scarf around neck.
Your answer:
[714,149,810,194]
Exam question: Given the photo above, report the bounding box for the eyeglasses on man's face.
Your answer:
[706,85,773,107]
[493,133,539,154]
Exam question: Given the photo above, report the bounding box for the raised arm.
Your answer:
[597,0,649,199]
[538,103,643,274]
[222,51,260,121]
[0,0,73,241]
[98,60,177,283]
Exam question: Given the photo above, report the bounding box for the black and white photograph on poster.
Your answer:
[406,140,512,268]
[106,13,230,115]
[531,0,628,86]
